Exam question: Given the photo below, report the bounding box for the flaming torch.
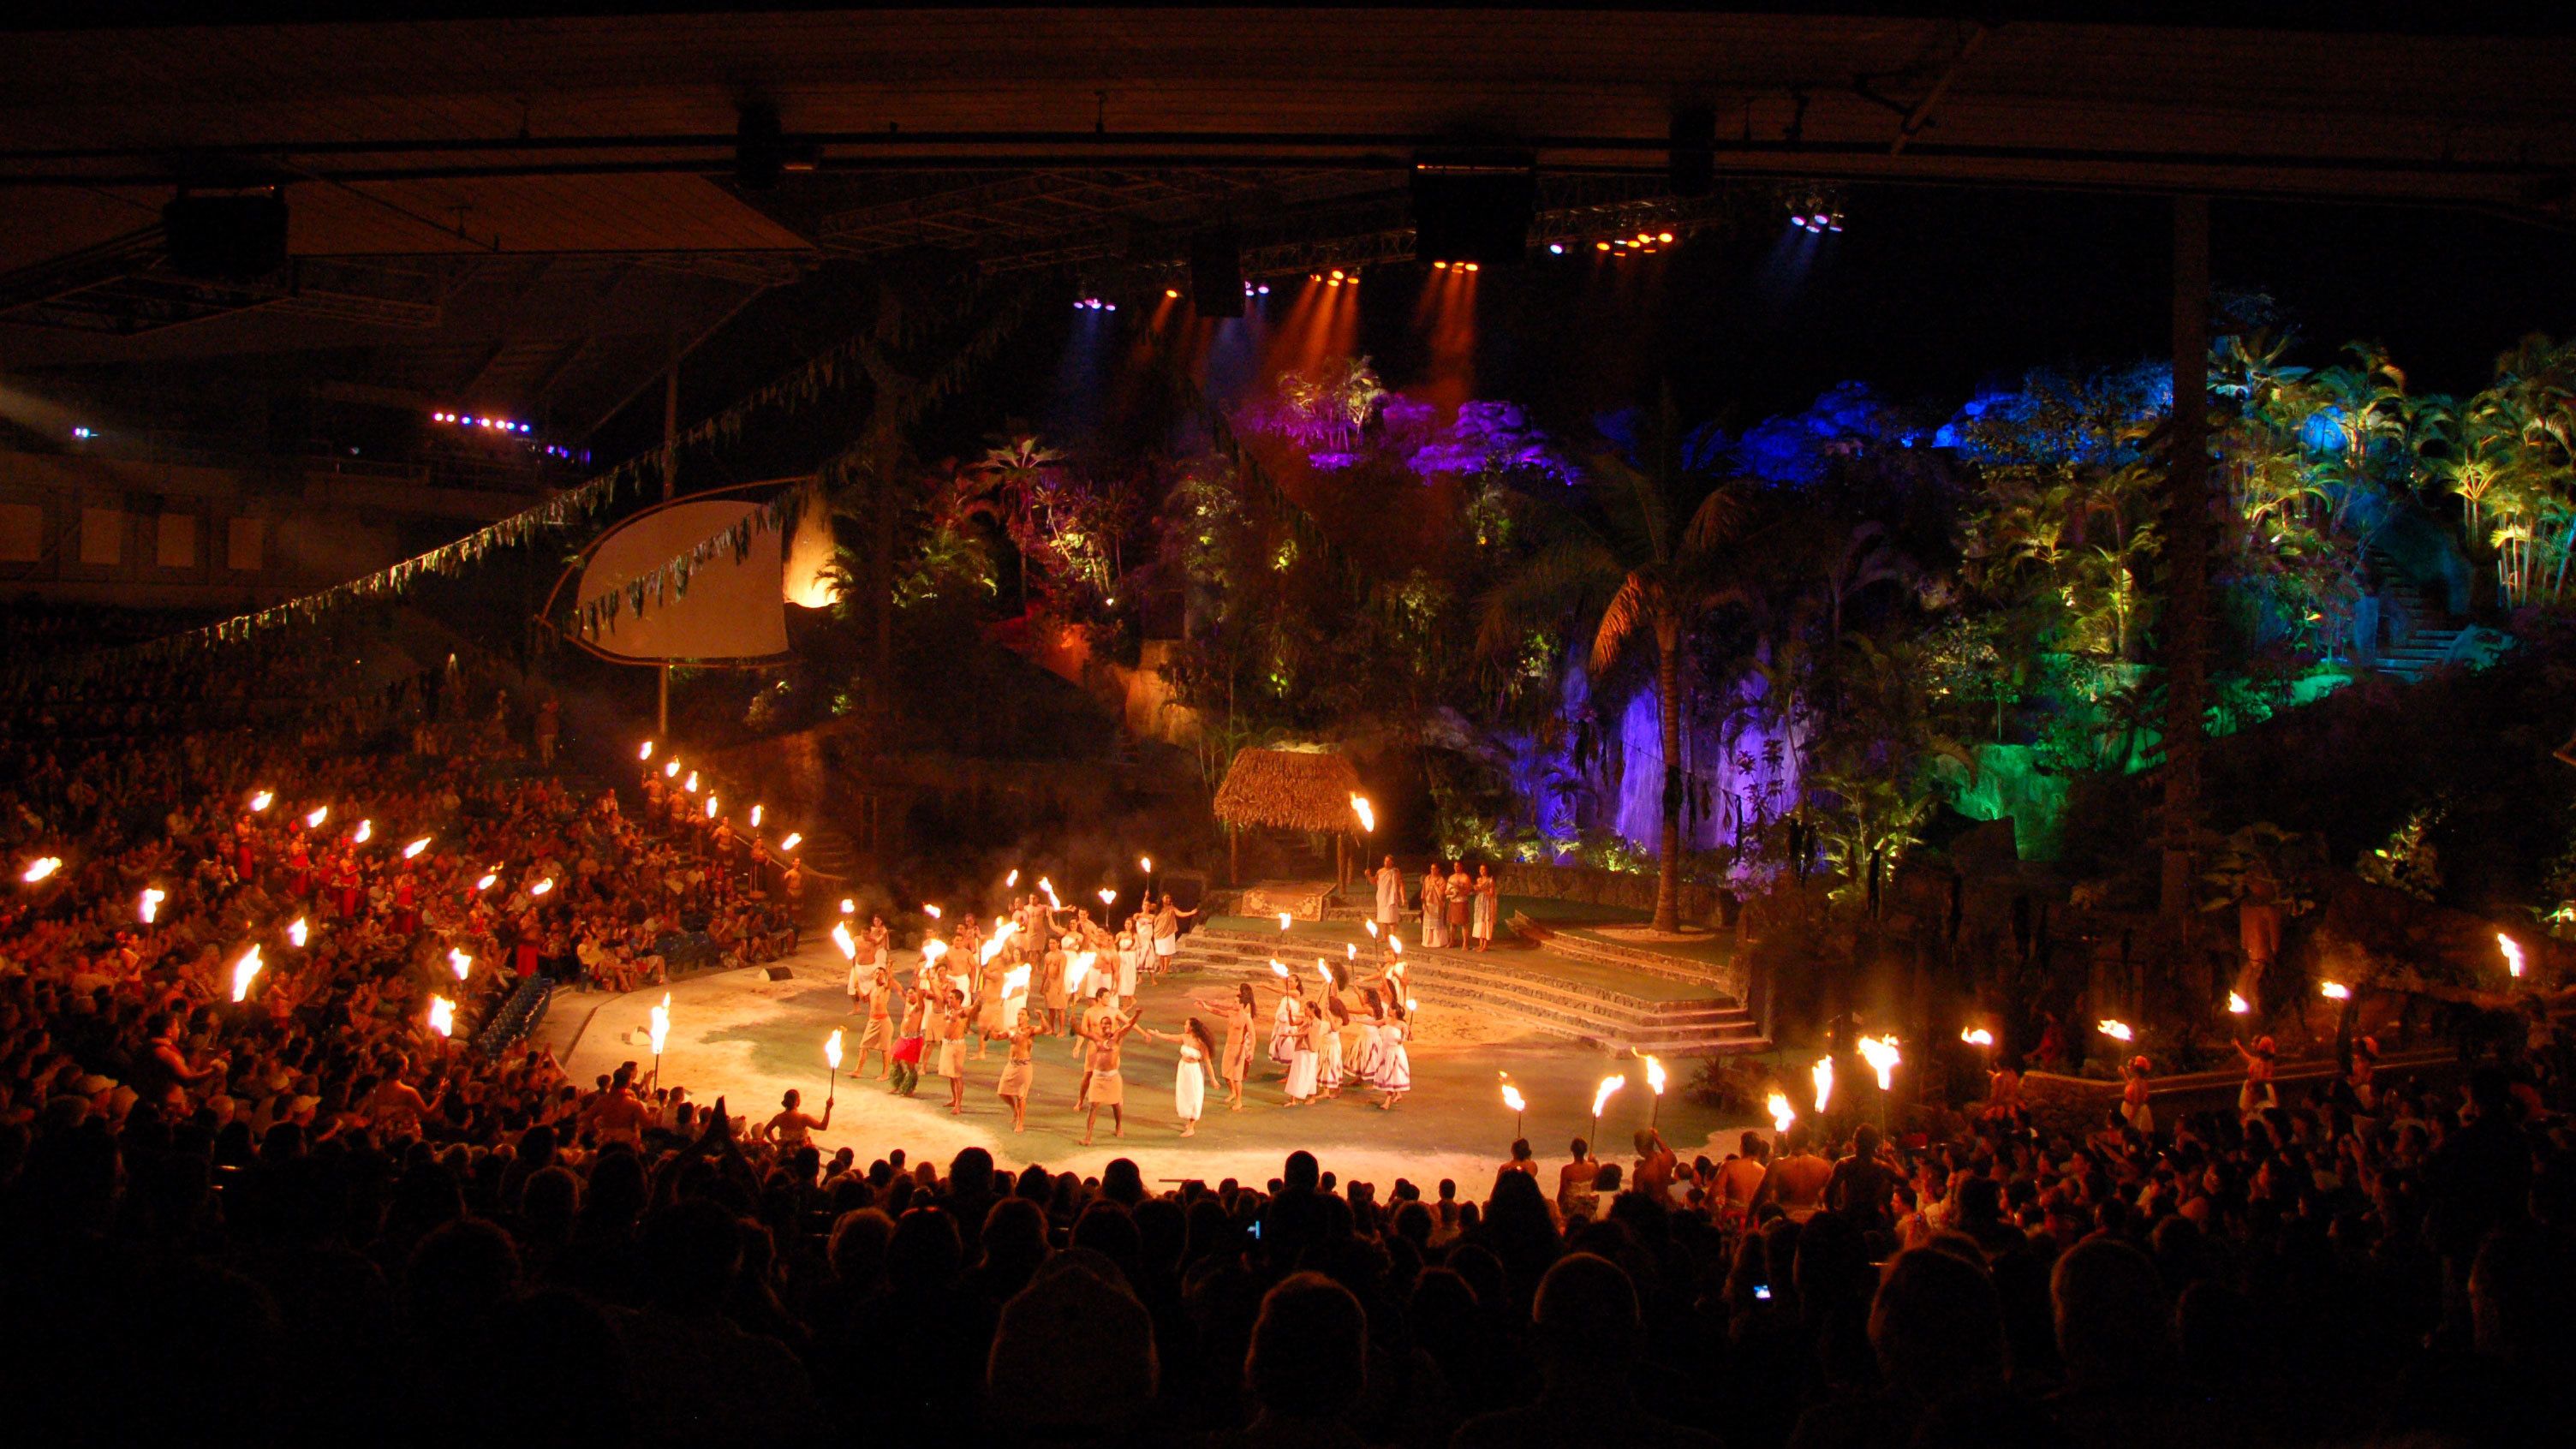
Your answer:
[705,797,719,820]
[21,856,62,886]
[1098,886,1118,907]
[2319,981,2351,1001]
[981,921,1020,965]
[1857,1036,1901,1093]
[831,921,856,960]
[663,761,679,778]
[778,832,802,853]
[1037,877,1061,909]
[352,819,373,845]
[2097,1018,2134,1042]
[923,903,943,920]
[2501,933,2527,980]
[1350,794,1376,833]
[841,898,856,915]
[921,939,951,969]
[1959,1027,1995,1047]
[475,872,498,892]
[1811,1056,1835,1114]
[286,916,307,948]
[2227,992,2251,1016]
[751,804,763,828]
[306,806,329,828]
[825,1028,844,1100]
[138,887,165,924]
[426,995,455,1039]
[1500,1074,1527,1137]
[1138,855,1152,876]
[1278,912,1293,932]
[230,944,265,1003]
[1643,1053,1668,1127]
[1590,1074,1625,1144]
[1005,868,1019,888]
[529,879,553,897]
[449,947,472,981]
[1270,959,1289,979]
[249,790,274,813]
[683,772,698,794]
[1768,1090,1797,1136]
[639,740,654,761]
[403,837,431,860]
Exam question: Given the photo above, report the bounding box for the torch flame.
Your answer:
[1643,1053,1667,1095]
[751,804,763,828]
[648,995,671,1055]
[831,921,856,960]
[1591,1074,1625,1120]
[1501,1080,1527,1114]
[921,939,951,965]
[1098,887,1118,906]
[705,797,719,819]
[475,873,498,892]
[426,995,455,1038]
[1038,877,1060,908]
[663,760,679,778]
[981,921,1020,965]
[1363,920,1378,938]
[1960,1027,1995,1046]
[639,741,654,761]
[1350,794,1376,832]
[138,886,165,923]
[249,790,273,812]
[1005,868,1019,887]
[1278,912,1292,931]
[2501,933,2526,979]
[403,837,430,859]
[1345,943,1357,960]
[1768,1091,1797,1134]
[923,903,942,920]
[1811,1056,1834,1113]
[21,856,62,885]
[1389,938,1404,956]
[2227,992,2251,1015]
[2097,1018,2133,1041]
[683,772,698,794]
[1002,964,1030,999]
[230,945,264,1002]
[1270,959,1289,977]
[1857,1035,1900,1092]
[1065,950,1097,993]
[779,833,802,852]
[530,879,553,897]
[306,806,329,828]
[352,819,373,844]
[449,947,472,980]
[2319,981,2351,1000]
[286,916,307,947]
[825,1028,844,1070]
[1138,856,1152,874]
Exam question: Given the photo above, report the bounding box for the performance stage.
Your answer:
[549,934,1756,1191]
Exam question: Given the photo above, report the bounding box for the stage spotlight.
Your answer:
[1669,105,1717,198]
[1410,155,1536,266]
[164,191,288,281]
[1190,226,1243,317]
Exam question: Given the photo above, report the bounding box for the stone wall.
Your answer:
[1494,862,1725,923]
[2019,1070,2124,1138]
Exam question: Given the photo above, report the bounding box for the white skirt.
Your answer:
[1286,1050,1318,1099]
[1376,1030,1411,1091]
[1117,950,1139,997]
[1175,1053,1206,1121]
[1347,1026,1385,1082]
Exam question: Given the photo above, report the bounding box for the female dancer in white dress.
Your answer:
[1284,995,1321,1105]
[1317,995,1349,1100]
[1138,1017,1219,1136]
[1374,999,1413,1110]
[1347,989,1387,1082]
[1268,975,1306,1075]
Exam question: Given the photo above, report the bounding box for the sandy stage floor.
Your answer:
[548,937,1756,1192]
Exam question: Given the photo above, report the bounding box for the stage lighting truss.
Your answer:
[1783,186,1848,233]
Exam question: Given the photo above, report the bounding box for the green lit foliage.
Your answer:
[2355,803,2445,902]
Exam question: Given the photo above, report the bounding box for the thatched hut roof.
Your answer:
[1213,748,1363,833]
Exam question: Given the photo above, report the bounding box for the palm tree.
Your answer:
[1478,394,1749,933]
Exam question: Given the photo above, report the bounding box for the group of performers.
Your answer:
[831,888,1413,1142]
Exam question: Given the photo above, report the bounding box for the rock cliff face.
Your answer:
[2287,872,2559,1004]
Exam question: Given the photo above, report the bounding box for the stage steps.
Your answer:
[1169,925,1768,1057]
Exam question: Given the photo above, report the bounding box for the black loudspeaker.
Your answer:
[1190,229,1243,317]
[1669,106,1717,198]
[762,965,793,981]
[163,194,288,281]
[1410,161,1536,266]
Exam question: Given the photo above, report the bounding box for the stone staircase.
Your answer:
[1168,923,1769,1057]
[2367,546,2468,683]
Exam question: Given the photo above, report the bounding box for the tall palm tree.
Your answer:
[1479,394,1749,933]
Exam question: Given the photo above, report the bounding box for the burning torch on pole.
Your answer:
[1500,1073,1526,1139]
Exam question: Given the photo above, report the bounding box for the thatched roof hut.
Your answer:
[1213,747,1363,834]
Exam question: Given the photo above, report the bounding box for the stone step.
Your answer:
[1182,930,1726,1021]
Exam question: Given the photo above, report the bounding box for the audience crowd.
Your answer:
[0,618,2571,1449]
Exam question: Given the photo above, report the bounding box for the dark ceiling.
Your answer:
[0,7,2568,463]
